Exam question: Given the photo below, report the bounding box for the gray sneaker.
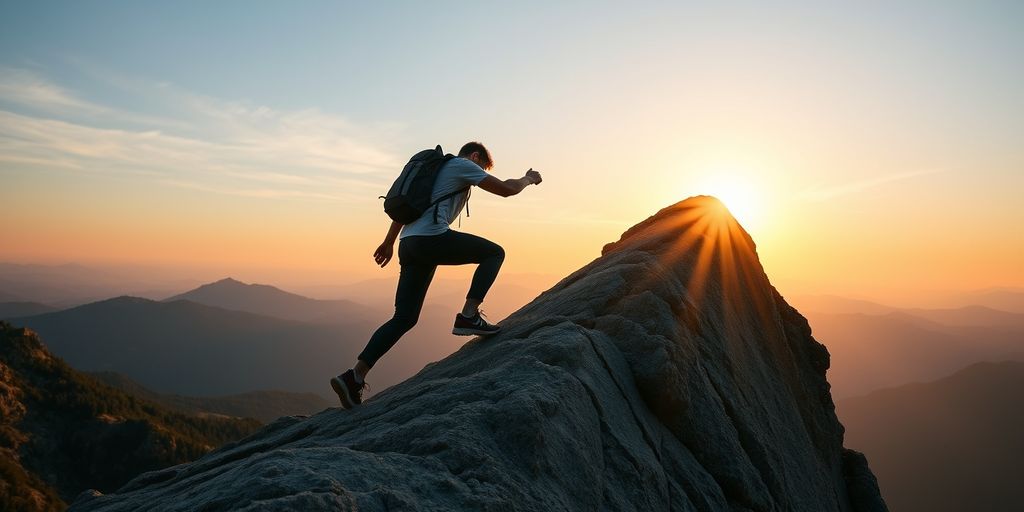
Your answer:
[452,311,501,336]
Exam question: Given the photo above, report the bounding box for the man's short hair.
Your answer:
[458,141,493,170]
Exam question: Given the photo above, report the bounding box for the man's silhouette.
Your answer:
[332,142,542,408]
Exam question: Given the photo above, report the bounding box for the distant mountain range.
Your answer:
[949,287,1024,314]
[791,289,1024,315]
[8,296,375,397]
[0,263,195,306]
[313,274,551,321]
[89,371,331,423]
[0,322,260,511]
[0,262,556,320]
[9,275,1023,402]
[792,293,1024,327]
[899,304,1024,329]
[163,277,378,323]
[804,309,1023,397]
[837,361,1024,512]
[788,294,901,315]
[7,288,467,401]
[785,293,1024,397]
[0,301,58,319]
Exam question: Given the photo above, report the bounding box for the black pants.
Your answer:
[357,230,505,368]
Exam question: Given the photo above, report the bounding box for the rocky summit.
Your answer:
[70,196,888,512]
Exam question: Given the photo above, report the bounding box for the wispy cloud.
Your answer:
[0,67,402,201]
[798,169,944,201]
[158,179,344,201]
[0,66,187,129]
[0,66,106,114]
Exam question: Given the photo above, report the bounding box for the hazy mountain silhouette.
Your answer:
[793,292,1024,329]
[805,287,1024,313]
[898,305,1024,329]
[807,310,1024,397]
[0,301,58,320]
[89,371,332,423]
[70,196,886,511]
[163,277,378,324]
[8,296,466,400]
[788,295,1024,397]
[0,262,551,322]
[0,263,188,307]
[837,361,1024,512]
[0,322,260,511]
[8,296,369,396]
[789,294,899,315]
[318,274,551,321]
[941,287,1024,313]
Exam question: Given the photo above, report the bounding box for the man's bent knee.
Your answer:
[392,314,418,332]
[491,243,506,261]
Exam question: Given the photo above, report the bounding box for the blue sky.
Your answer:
[6,1,1021,139]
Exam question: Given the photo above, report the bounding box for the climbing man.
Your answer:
[331,142,543,408]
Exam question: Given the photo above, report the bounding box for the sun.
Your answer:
[694,172,763,232]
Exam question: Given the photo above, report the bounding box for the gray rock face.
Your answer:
[70,196,887,512]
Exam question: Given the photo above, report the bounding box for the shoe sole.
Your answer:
[452,326,501,336]
[330,376,356,409]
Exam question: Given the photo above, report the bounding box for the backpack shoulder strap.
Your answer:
[431,185,470,224]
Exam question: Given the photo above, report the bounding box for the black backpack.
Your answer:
[381,145,464,224]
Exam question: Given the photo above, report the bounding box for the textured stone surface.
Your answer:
[70,196,888,512]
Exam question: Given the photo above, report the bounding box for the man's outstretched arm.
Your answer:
[373,220,402,267]
[478,169,542,198]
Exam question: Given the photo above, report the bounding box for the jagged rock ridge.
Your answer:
[71,195,887,511]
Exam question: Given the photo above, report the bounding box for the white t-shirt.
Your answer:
[399,157,493,239]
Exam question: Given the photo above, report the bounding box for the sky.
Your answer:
[1,1,1022,305]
